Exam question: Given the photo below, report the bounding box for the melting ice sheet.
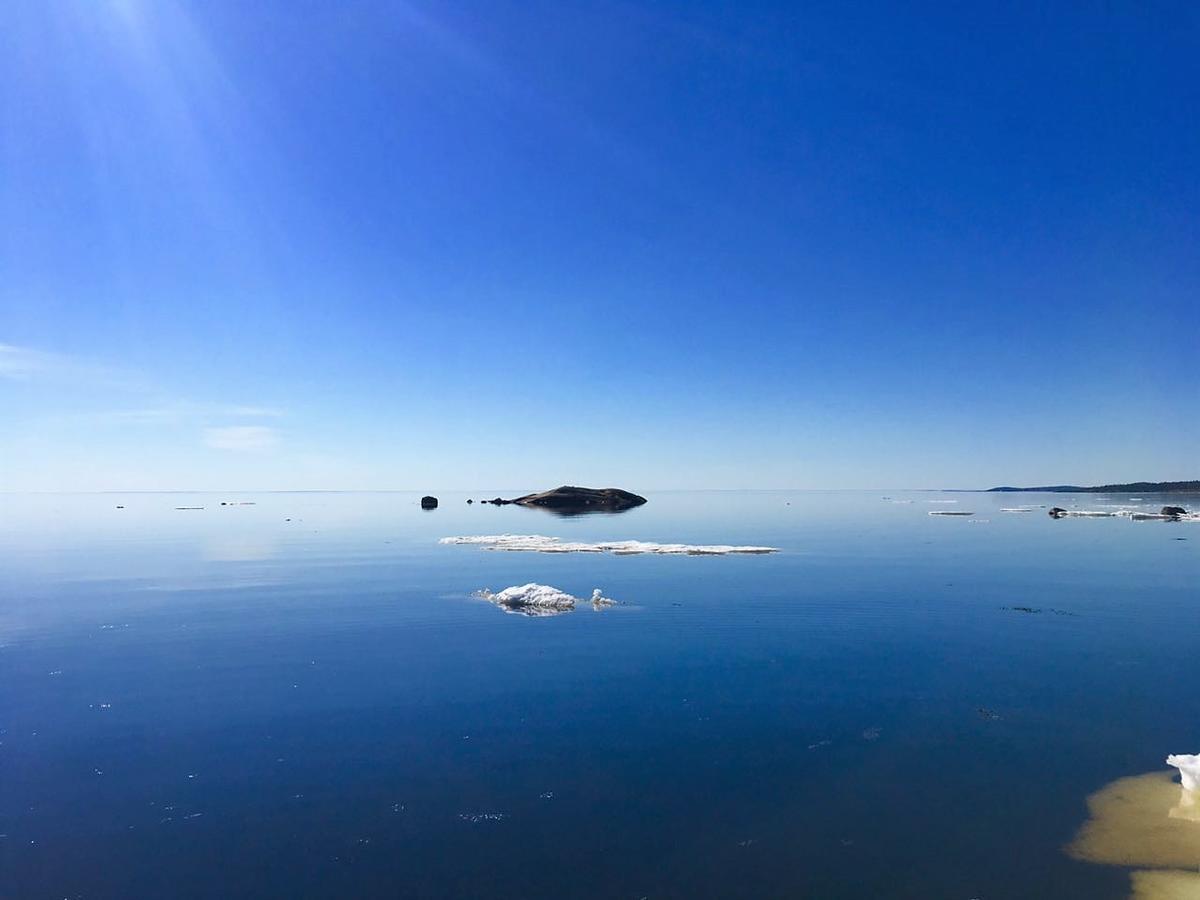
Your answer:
[440,535,779,555]
[1068,766,1200,898]
[474,584,615,617]
[1129,869,1200,899]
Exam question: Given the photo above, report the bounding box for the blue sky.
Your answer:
[1,1,1196,491]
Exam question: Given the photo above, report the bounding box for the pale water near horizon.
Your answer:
[1,490,1197,898]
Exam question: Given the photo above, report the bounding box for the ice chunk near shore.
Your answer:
[441,535,778,555]
[1167,755,1200,792]
[473,584,615,617]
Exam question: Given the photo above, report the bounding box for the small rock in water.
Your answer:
[420,496,439,509]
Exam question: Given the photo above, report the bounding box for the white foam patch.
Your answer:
[473,583,615,617]
[928,510,974,516]
[441,535,779,555]
[1000,507,1034,513]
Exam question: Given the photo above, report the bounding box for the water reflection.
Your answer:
[202,533,278,562]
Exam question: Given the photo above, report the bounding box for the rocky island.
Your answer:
[478,485,648,512]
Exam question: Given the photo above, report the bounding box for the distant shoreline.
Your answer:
[984,481,1199,494]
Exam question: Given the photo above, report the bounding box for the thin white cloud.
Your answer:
[90,403,285,424]
[203,425,278,452]
[221,405,284,418]
[0,343,74,381]
[0,342,145,390]
[3,343,286,426]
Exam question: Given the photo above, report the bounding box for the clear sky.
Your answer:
[1,1,1196,492]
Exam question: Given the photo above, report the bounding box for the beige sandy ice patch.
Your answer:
[1130,869,1200,900]
[1068,771,1200,870]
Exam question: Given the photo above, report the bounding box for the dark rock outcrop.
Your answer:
[1162,506,1188,518]
[1049,507,1068,518]
[420,496,439,509]
[510,485,647,512]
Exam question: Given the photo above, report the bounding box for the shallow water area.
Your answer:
[1,489,1197,898]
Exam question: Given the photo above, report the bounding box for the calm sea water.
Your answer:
[1,490,1196,898]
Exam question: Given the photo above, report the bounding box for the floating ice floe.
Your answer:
[928,510,974,516]
[474,583,616,617]
[1000,507,1035,513]
[1068,765,1200,898]
[1167,754,1200,791]
[441,535,778,555]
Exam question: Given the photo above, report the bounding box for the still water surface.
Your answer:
[1,490,1196,898]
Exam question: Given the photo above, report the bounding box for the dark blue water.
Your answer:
[1,491,1196,898]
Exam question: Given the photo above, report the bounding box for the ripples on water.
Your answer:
[0,490,1196,898]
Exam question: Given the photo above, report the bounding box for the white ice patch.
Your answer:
[473,583,615,617]
[1167,754,1200,792]
[928,510,974,516]
[1000,507,1034,513]
[441,535,779,555]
